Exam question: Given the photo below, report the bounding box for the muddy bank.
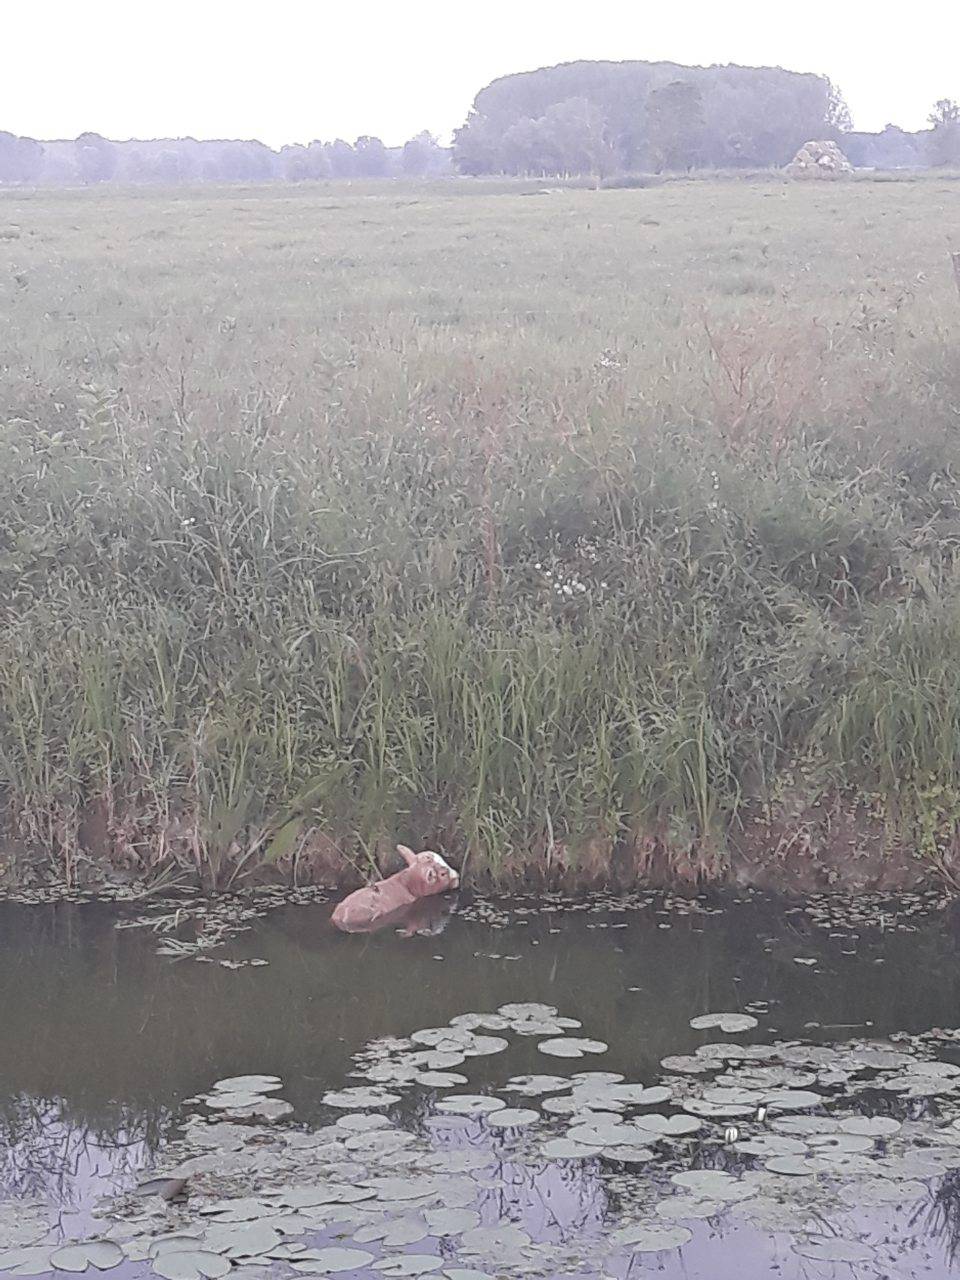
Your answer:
[0,796,948,899]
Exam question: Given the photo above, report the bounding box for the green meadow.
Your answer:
[1,174,959,889]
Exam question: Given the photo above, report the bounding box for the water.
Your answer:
[2,889,960,1277]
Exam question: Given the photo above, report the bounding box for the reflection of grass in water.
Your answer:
[0,1095,163,1209]
[920,1171,960,1267]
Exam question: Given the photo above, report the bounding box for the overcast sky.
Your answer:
[6,0,958,146]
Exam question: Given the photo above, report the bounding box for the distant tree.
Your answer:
[455,60,836,174]
[453,111,503,175]
[279,143,330,181]
[500,116,548,174]
[540,97,615,177]
[644,80,705,170]
[327,139,357,178]
[826,80,853,133]
[928,99,960,166]
[401,131,442,176]
[354,135,389,177]
[0,131,44,183]
[75,132,118,183]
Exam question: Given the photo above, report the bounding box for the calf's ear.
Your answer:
[397,844,417,867]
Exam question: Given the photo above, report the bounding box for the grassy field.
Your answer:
[1,174,959,891]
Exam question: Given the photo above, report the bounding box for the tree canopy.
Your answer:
[454,59,841,175]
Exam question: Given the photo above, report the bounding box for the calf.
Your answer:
[331,845,460,933]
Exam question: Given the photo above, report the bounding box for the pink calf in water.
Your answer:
[331,845,460,933]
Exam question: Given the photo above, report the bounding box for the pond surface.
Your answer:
[3,889,960,1279]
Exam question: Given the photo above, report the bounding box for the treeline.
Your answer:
[452,60,950,176]
[0,130,452,185]
[453,61,842,175]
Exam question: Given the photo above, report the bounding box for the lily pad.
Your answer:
[601,1145,654,1163]
[611,1084,672,1106]
[655,1197,722,1221]
[423,1209,480,1236]
[50,1243,124,1273]
[485,1108,539,1128]
[152,1252,232,1280]
[541,1138,600,1159]
[538,1038,607,1058]
[504,1075,570,1095]
[612,1224,693,1252]
[335,1114,392,1133]
[660,1055,722,1075]
[498,1003,557,1020]
[671,1171,757,1202]
[434,1095,505,1116]
[763,1089,823,1112]
[764,1155,830,1176]
[632,1113,701,1137]
[291,1248,376,1274]
[354,1221,428,1247]
[0,1249,53,1277]
[794,1238,874,1264]
[689,1013,759,1034]
[322,1088,400,1109]
[372,1258,443,1277]
[460,1225,531,1255]
[838,1115,901,1137]
[212,1076,282,1093]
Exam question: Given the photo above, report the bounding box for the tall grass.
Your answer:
[0,177,959,888]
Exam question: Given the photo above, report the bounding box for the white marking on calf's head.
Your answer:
[396,844,459,890]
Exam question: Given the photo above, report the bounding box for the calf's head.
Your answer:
[397,844,460,896]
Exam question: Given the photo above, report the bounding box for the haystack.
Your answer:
[784,140,853,179]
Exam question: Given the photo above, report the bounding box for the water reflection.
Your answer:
[3,893,960,1276]
[0,1097,154,1236]
[330,892,459,937]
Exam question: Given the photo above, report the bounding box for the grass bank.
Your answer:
[0,176,959,892]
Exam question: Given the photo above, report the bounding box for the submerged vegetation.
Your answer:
[0,176,959,890]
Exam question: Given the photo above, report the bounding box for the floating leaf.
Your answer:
[601,1145,654,1163]
[611,1224,692,1252]
[291,1247,376,1274]
[661,1054,722,1075]
[322,1088,400,1109]
[152,1251,232,1280]
[485,1108,539,1128]
[838,1116,901,1138]
[372,1257,443,1276]
[434,1095,505,1116]
[541,1138,600,1159]
[632,1114,701,1137]
[416,1072,468,1088]
[794,1238,874,1264]
[50,1242,123,1273]
[655,1197,721,1221]
[354,1220,428,1247]
[764,1155,830,1176]
[671,1171,757,1202]
[538,1038,607,1058]
[504,1075,570,1096]
[211,1076,281,1094]
[423,1209,480,1236]
[498,1003,557,1020]
[335,1114,392,1133]
[460,1225,531,1255]
[689,1013,759,1034]
[0,1249,53,1277]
